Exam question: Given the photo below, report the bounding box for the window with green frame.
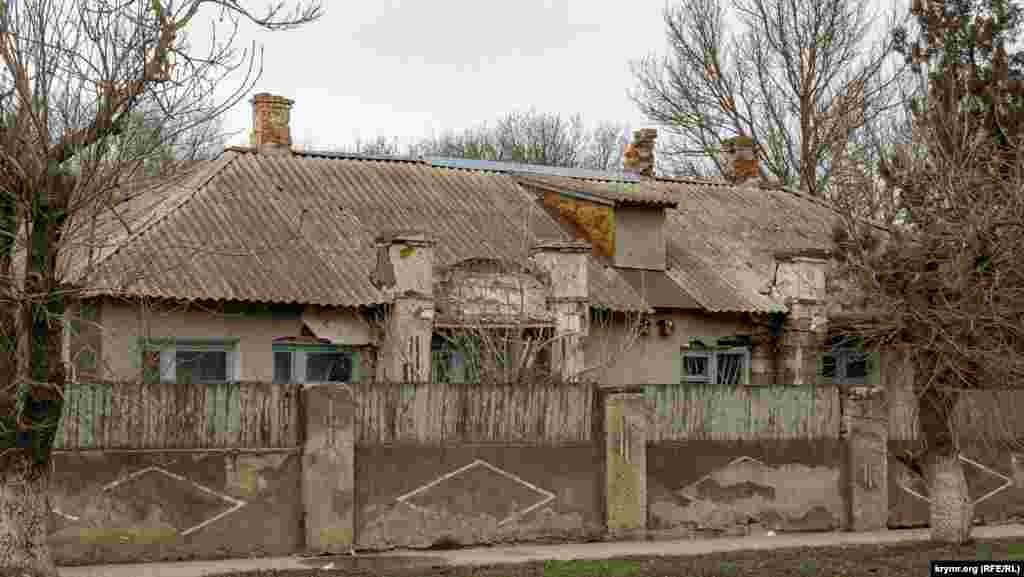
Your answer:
[139,338,240,385]
[680,337,751,385]
[272,341,362,384]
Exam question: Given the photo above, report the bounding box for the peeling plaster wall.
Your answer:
[437,269,549,321]
[99,300,372,382]
[49,450,302,565]
[355,445,604,550]
[586,311,771,386]
[647,441,842,537]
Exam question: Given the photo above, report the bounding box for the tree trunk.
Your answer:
[928,452,974,544]
[0,451,57,577]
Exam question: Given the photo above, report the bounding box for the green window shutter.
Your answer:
[818,353,836,385]
[673,350,684,384]
[349,350,363,383]
[867,351,881,386]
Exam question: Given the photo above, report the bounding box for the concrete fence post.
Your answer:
[603,388,647,538]
[302,383,356,552]
[842,385,888,531]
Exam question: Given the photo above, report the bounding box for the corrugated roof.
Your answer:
[75,147,836,315]
[425,156,641,182]
[659,179,837,312]
[617,269,702,310]
[515,174,678,207]
[79,149,649,310]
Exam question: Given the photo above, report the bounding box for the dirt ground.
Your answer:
[207,538,1024,577]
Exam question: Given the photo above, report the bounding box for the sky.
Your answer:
[205,0,672,151]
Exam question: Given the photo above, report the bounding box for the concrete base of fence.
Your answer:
[302,384,356,553]
[604,391,647,537]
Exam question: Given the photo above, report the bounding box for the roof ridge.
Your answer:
[83,151,241,281]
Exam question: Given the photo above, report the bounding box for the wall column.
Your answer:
[773,252,830,385]
[532,240,590,381]
[603,387,647,538]
[302,383,356,552]
[372,231,436,382]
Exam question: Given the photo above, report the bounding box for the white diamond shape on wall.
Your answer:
[395,459,555,526]
[896,455,1013,506]
[102,466,247,536]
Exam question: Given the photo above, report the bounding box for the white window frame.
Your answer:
[681,346,751,385]
[153,339,240,384]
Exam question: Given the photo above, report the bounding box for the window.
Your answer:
[432,334,482,384]
[272,342,360,384]
[141,338,239,384]
[430,329,548,384]
[681,346,750,385]
[821,336,873,385]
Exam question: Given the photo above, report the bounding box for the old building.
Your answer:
[62,92,874,389]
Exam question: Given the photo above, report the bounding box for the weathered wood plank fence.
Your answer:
[888,387,1024,441]
[353,381,596,445]
[54,379,1024,450]
[54,381,303,450]
[644,383,842,441]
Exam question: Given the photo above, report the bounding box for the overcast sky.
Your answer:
[210,0,670,151]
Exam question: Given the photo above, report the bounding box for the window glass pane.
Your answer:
[844,351,868,381]
[273,351,292,384]
[717,352,745,384]
[176,350,228,383]
[683,355,709,379]
[306,352,352,383]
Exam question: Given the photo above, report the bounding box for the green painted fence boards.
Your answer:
[54,381,301,450]
[645,383,842,441]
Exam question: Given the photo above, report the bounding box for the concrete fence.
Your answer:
[47,381,1024,566]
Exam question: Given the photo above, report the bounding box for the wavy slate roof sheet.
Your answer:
[77,149,836,314]
[79,149,648,310]
[660,178,837,312]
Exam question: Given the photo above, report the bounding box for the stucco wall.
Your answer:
[355,444,604,550]
[49,450,302,565]
[586,310,771,385]
[613,208,666,270]
[99,300,372,382]
[648,441,843,537]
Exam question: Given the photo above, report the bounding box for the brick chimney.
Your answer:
[251,93,294,154]
[623,129,657,177]
[722,135,760,183]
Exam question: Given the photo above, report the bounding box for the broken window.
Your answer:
[272,341,361,384]
[681,344,750,385]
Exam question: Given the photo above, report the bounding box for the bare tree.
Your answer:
[831,0,1024,544]
[0,1,321,575]
[410,123,500,160]
[582,121,629,171]
[407,111,629,171]
[630,0,908,195]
